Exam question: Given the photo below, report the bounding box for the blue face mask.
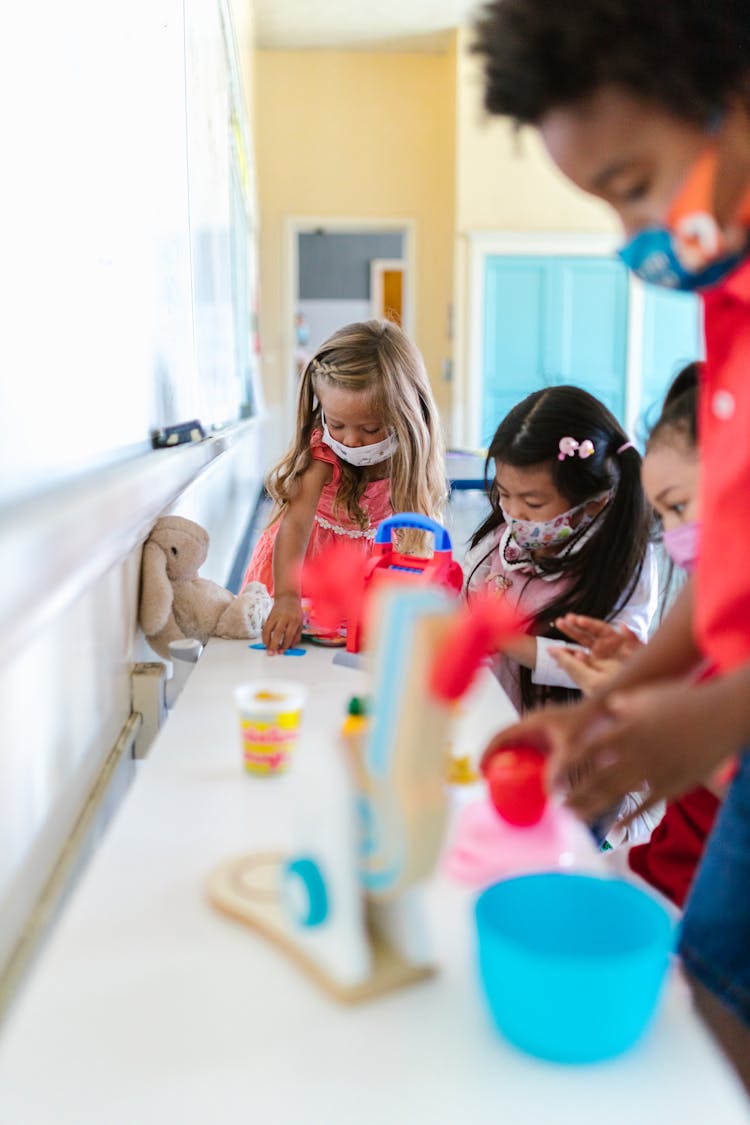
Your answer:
[618,228,749,291]
[617,134,750,291]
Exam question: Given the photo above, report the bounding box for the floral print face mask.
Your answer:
[501,494,611,552]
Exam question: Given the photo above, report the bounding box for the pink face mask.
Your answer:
[662,521,700,573]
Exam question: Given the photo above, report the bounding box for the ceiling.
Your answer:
[253,0,483,52]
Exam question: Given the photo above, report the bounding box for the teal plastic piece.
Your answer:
[248,643,306,656]
[475,873,674,1063]
[283,857,329,928]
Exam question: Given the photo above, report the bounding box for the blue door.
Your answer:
[481,255,629,445]
[639,286,703,434]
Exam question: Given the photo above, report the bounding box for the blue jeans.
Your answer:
[679,750,750,1026]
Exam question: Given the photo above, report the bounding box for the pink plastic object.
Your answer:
[484,746,547,827]
[301,541,368,635]
[430,591,519,702]
[443,797,603,886]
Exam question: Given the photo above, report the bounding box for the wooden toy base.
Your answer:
[206,852,435,1004]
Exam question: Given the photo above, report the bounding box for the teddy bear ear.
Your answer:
[139,539,174,636]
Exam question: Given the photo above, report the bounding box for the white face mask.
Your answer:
[321,417,397,467]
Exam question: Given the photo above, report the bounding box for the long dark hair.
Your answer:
[648,361,700,452]
[468,386,651,709]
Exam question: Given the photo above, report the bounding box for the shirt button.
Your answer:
[712,389,736,419]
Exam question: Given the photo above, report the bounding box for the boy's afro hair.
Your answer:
[473,0,750,125]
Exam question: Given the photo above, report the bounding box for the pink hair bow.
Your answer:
[557,436,595,461]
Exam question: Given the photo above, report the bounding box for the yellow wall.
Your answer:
[454,29,615,234]
[255,46,456,427]
[451,27,618,443]
[253,30,625,445]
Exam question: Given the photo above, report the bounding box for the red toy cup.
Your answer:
[484,746,547,827]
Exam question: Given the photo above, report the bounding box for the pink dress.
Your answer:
[242,429,393,596]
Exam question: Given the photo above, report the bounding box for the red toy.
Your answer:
[348,514,464,652]
[429,590,519,703]
[303,514,464,653]
[484,746,547,827]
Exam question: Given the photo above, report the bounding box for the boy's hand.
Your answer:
[262,594,304,653]
[480,695,605,773]
[547,679,741,823]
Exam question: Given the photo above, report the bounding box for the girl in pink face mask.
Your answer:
[553,363,701,693]
[642,368,701,575]
[551,366,724,911]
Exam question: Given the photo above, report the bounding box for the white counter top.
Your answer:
[0,640,746,1124]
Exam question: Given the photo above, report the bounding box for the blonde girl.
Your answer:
[243,319,445,652]
[553,363,702,694]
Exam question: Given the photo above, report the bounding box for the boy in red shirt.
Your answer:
[473,0,750,1091]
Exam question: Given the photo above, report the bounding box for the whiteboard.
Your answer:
[0,0,258,506]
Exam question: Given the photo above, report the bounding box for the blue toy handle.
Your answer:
[374,512,452,552]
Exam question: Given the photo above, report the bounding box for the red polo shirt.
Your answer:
[628,786,719,907]
[696,256,750,672]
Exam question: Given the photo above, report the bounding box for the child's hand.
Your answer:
[480,696,622,831]
[262,594,304,653]
[551,646,625,696]
[555,614,643,662]
[480,695,605,774]
[547,679,742,824]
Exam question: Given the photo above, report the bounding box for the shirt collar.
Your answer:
[704,253,750,308]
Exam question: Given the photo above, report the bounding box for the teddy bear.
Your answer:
[139,516,272,658]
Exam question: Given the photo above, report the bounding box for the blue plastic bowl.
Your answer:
[475,873,674,1063]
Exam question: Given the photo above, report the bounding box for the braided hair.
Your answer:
[265,320,446,530]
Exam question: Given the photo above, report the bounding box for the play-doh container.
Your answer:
[234,680,307,776]
[475,872,674,1063]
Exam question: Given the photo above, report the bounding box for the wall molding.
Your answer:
[0,711,142,1019]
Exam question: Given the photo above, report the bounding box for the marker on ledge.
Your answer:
[151,419,206,448]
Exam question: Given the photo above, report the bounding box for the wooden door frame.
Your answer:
[283,218,416,442]
[462,231,643,449]
[370,258,407,325]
